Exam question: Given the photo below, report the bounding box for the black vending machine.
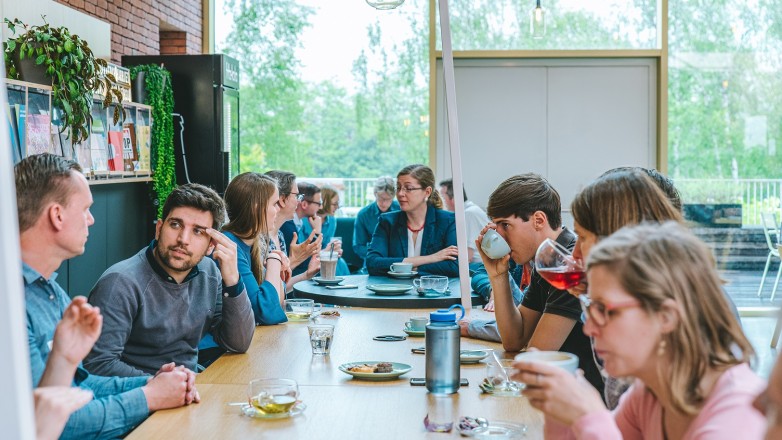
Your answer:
[122,54,240,194]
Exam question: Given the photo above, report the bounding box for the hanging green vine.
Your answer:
[130,65,175,218]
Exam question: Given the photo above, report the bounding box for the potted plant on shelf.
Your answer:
[2,17,125,145]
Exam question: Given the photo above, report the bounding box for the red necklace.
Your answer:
[407,222,425,233]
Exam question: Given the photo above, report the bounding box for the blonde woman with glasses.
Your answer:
[366,164,459,277]
[513,222,765,440]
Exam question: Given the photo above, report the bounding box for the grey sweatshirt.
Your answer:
[84,246,254,376]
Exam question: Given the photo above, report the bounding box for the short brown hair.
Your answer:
[161,183,225,229]
[487,173,561,229]
[264,170,296,197]
[14,154,83,233]
[397,164,443,209]
[572,169,682,237]
[587,222,753,415]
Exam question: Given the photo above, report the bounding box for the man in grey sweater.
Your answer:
[84,184,255,377]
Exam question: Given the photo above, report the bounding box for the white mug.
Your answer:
[481,229,511,259]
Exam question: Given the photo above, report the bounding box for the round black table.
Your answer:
[292,275,485,309]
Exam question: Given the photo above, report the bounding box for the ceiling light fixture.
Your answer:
[530,0,546,39]
[366,0,406,10]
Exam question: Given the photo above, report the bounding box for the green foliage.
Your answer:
[222,0,314,174]
[3,17,125,145]
[668,0,782,180]
[129,65,175,218]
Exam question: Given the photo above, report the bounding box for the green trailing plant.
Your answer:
[3,17,125,145]
[130,64,175,218]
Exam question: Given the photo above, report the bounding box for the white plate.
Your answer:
[387,270,419,279]
[312,276,345,286]
[367,284,413,295]
[470,421,527,438]
[241,402,306,419]
[338,362,412,380]
[460,350,489,364]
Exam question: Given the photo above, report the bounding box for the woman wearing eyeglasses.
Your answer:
[513,222,764,440]
[221,172,290,325]
[264,170,321,291]
[366,164,459,277]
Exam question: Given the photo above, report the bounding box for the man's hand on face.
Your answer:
[307,214,323,234]
[475,224,510,279]
[206,228,240,286]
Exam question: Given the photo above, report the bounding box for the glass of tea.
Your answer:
[534,238,585,290]
[247,379,299,415]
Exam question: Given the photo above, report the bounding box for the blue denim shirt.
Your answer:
[24,262,149,439]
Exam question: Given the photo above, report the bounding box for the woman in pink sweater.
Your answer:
[513,222,766,439]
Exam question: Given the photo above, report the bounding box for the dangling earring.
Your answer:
[657,339,667,356]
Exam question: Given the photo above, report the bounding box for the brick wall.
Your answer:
[160,31,187,55]
[55,0,204,64]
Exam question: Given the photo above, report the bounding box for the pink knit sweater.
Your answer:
[545,363,766,440]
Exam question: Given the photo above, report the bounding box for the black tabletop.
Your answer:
[292,275,485,309]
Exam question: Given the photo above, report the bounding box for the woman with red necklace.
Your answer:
[366,164,459,277]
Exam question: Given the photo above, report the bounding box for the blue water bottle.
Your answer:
[425,304,465,394]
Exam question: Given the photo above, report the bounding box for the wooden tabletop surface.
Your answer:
[127,307,543,439]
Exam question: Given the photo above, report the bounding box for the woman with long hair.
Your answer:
[513,222,764,439]
[365,164,459,276]
[222,172,290,324]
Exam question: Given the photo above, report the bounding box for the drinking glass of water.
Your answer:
[307,324,334,355]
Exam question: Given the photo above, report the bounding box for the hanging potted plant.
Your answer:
[3,17,125,145]
[129,64,176,217]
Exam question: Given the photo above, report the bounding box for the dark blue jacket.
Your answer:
[365,205,458,277]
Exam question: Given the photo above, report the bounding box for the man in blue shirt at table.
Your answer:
[16,154,196,439]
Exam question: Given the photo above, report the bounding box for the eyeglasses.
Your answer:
[304,199,323,207]
[578,294,641,327]
[274,200,284,209]
[289,192,304,202]
[396,186,423,194]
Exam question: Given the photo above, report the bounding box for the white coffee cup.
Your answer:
[390,262,414,273]
[405,317,428,332]
[481,229,511,259]
[513,350,579,374]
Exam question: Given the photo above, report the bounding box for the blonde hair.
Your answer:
[318,186,338,216]
[397,164,443,209]
[572,169,682,237]
[587,222,754,415]
[223,172,278,284]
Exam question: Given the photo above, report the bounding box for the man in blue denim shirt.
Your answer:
[17,154,195,439]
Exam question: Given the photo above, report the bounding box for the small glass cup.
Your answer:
[247,378,299,415]
[307,323,334,355]
[285,298,323,321]
[485,359,523,396]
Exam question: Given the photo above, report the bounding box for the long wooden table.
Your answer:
[127,308,543,439]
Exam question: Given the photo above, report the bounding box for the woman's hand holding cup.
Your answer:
[512,351,605,426]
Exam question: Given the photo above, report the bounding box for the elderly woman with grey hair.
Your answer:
[353,176,400,272]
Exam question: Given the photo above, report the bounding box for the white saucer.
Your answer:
[387,270,418,279]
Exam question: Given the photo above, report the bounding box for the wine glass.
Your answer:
[534,238,585,290]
